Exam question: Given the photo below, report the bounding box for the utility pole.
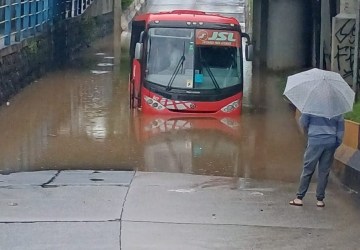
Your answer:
[114,0,122,35]
[114,0,122,68]
[353,0,360,97]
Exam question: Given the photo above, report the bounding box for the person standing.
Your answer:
[289,113,344,207]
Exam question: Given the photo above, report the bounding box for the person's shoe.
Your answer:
[289,198,303,206]
[316,200,325,208]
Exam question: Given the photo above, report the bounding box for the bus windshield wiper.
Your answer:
[166,42,186,91]
[202,60,220,90]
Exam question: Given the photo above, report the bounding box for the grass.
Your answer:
[278,76,287,94]
[345,101,360,123]
[122,0,133,9]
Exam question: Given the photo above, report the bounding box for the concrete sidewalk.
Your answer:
[1,170,359,250]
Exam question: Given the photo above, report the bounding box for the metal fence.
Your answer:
[0,0,95,48]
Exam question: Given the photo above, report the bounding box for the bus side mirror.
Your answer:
[135,43,143,60]
[245,44,253,61]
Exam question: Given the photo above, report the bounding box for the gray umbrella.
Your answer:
[284,68,355,118]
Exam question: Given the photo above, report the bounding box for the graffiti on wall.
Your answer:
[332,17,360,85]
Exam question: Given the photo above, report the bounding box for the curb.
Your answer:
[334,145,360,193]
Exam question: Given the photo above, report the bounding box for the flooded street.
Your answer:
[0,32,305,182]
[2,2,360,249]
[0,1,305,183]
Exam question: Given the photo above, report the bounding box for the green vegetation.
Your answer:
[122,0,133,9]
[24,39,41,63]
[80,17,96,43]
[278,76,287,94]
[345,101,360,123]
[26,39,39,54]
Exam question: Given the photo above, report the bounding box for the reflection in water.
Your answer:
[134,115,241,177]
[91,70,110,75]
[76,68,113,141]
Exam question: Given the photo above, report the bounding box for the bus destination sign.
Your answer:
[195,30,240,47]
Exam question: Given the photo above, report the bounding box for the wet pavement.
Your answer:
[1,171,360,249]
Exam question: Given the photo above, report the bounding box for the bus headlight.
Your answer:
[144,96,165,110]
[221,100,240,113]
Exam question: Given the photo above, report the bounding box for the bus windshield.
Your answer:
[145,28,242,90]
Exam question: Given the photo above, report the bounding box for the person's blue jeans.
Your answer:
[296,143,337,201]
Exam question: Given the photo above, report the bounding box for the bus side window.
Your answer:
[130,21,146,74]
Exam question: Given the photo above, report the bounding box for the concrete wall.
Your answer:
[331,15,357,84]
[252,0,261,54]
[53,13,114,64]
[331,0,360,86]
[120,0,147,50]
[319,0,332,69]
[0,2,114,106]
[340,0,357,14]
[266,0,310,70]
[86,0,114,17]
[252,0,269,67]
[0,35,53,105]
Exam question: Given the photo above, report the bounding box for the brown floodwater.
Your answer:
[0,32,306,182]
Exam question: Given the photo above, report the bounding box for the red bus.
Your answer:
[129,10,253,115]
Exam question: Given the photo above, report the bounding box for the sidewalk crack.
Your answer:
[119,170,136,250]
[41,170,61,187]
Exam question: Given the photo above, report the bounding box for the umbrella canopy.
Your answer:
[284,68,355,118]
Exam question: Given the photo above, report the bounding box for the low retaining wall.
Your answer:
[0,11,113,106]
[0,33,53,105]
[334,145,360,193]
[53,13,114,64]
[334,119,360,193]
